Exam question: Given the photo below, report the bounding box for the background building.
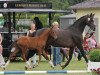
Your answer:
[60,14,76,29]
[69,0,100,43]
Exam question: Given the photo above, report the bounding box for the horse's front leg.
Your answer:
[37,48,42,65]
[21,48,27,62]
[4,47,19,69]
[77,45,88,63]
[21,48,31,70]
[42,50,49,60]
[62,47,74,69]
[42,50,54,68]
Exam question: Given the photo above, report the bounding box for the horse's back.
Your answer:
[17,36,30,47]
[51,29,78,47]
[35,28,49,36]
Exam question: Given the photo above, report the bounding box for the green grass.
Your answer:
[0,57,93,75]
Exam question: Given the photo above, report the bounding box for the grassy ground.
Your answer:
[0,57,95,75]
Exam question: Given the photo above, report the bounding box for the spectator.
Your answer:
[26,21,37,68]
[51,21,61,66]
[61,48,69,61]
[88,32,97,50]
[34,17,43,30]
[83,33,90,53]
[77,32,96,61]
[0,33,5,69]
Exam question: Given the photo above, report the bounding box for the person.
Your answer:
[88,32,97,50]
[51,21,61,66]
[83,33,90,53]
[77,32,96,61]
[0,33,5,69]
[34,17,43,30]
[26,21,37,68]
[61,48,69,61]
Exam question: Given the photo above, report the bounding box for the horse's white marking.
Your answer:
[49,60,54,68]
[26,60,32,69]
[4,60,10,68]
[88,18,90,21]
[11,47,15,52]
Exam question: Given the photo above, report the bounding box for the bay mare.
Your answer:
[30,13,96,69]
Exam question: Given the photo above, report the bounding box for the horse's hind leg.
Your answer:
[62,47,74,69]
[42,50,49,60]
[77,45,88,63]
[4,47,19,68]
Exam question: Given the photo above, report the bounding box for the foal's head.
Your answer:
[86,13,96,31]
[49,26,57,39]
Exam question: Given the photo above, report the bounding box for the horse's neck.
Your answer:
[39,29,50,41]
[74,22,86,33]
[71,17,87,34]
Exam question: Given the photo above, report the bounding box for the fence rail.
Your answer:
[0,70,91,74]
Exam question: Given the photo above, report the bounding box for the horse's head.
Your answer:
[49,26,57,39]
[86,13,96,31]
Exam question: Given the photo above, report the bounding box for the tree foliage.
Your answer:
[68,0,85,5]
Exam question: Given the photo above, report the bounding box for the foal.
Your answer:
[5,27,57,69]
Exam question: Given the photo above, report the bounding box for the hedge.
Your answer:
[89,49,100,62]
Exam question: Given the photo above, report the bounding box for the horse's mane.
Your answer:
[35,28,49,36]
[74,15,88,25]
[67,14,89,29]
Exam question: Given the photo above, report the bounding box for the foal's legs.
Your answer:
[42,50,54,68]
[20,47,32,69]
[37,48,42,65]
[4,47,19,68]
[77,45,88,63]
[62,47,74,69]
[21,48,27,62]
[42,50,49,60]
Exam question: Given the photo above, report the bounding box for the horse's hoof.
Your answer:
[2,67,5,70]
[33,65,38,68]
[61,65,65,69]
[1,65,6,70]
[51,66,54,69]
[3,67,5,70]
[25,66,28,70]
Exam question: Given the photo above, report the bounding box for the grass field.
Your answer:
[0,57,95,75]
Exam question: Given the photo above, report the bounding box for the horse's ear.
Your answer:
[92,13,95,17]
[90,13,93,17]
[90,13,95,17]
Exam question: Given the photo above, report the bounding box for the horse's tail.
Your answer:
[10,39,18,51]
[10,39,21,54]
[5,39,19,68]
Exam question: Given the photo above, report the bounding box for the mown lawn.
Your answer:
[0,56,95,75]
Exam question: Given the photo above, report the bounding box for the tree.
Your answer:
[68,0,85,5]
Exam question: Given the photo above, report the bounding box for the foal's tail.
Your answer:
[4,39,19,68]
